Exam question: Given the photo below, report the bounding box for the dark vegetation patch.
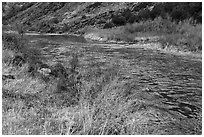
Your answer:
[110,2,201,27]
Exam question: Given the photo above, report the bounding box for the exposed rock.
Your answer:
[28,62,50,77]
[37,67,51,76]
[84,33,107,42]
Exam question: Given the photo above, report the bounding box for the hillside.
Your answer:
[3,2,202,34]
[3,2,131,33]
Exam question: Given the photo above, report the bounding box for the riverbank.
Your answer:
[3,29,201,62]
[3,30,82,36]
[84,31,202,62]
[83,16,201,57]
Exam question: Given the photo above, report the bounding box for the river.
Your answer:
[25,33,202,120]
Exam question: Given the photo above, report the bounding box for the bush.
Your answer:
[150,5,163,20]
[127,14,137,23]
[61,23,70,32]
[121,17,179,35]
[2,33,26,52]
[50,17,59,24]
[32,20,58,33]
[159,21,202,52]
[103,21,114,29]
[11,55,26,67]
[130,2,202,24]
[2,33,49,75]
[179,22,202,51]
[121,8,132,21]
[171,8,187,22]
[2,49,15,64]
[108,16,201,52]
[97,18,106,24]
[137,9,151,21]
[112,15,126,26]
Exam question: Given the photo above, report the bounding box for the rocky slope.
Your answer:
[3,2,202,34]
[3,2,133,33]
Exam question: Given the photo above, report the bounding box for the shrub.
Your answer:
[61,23,70,32]
[50,17,59,24]
[121,8,132,21]
[81,15,86,19]
[108,16,201,52]
[50,63,68,78]
[2,33,26,52]
[2,49,15,64]
[150,5,163,20]
[137,9,151,21]
[11,55,26,67]
[70,53,79,73]
[112,15,126,26]
[130,2,202,24]
[2,33,49,76]
[118,16,179,36]
[103,21,114,29]
[97,18,106,24]
[179,23,202,51]
[170,8,187,22]
[159,21,202,52]
[127,14,137,23]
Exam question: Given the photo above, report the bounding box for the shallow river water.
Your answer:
[27,34,202,119]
